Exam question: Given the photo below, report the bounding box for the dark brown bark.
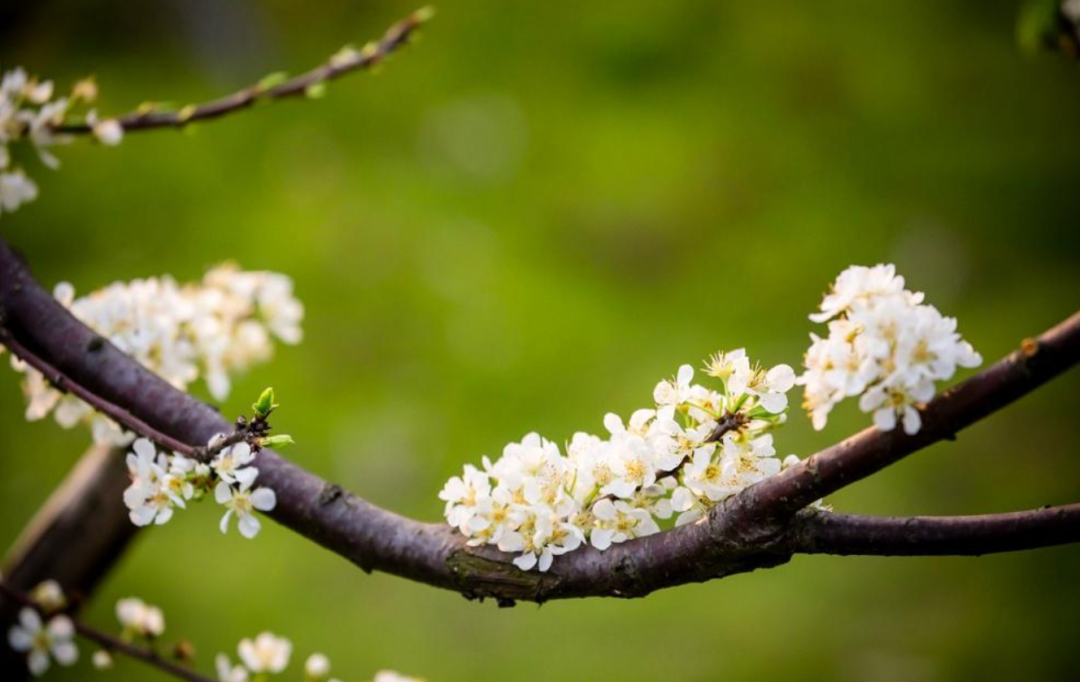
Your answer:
[1,234,1079,608]
[790,504,1080,556]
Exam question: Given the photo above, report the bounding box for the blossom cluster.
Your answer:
[5,264,303,445]
[441,350,802,571]
[1,66,121,218]
[799,264,982,435]
[123,437,277,539]
[4,577,421,681]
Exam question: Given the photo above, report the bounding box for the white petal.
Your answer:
[512,552,537,571]
[27,649,49,676]
[46,616,73,639]
[537,551,553,572]
[234,467,259,491]
[873,407,897,431]
[8,627,33,652]
[51,640,78,666]
[251,487,277,512]
[19,608,42,633]
[677,364,694,386]
[129,505,156,527]
[214,481,233,505]
[219,509,233,534]
[902,406,922,435]
[238,514,261,539]
[590,528,614,551]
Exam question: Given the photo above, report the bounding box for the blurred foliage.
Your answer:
[1,1,1079,681]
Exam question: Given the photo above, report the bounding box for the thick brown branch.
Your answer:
[50,8,431,135]
[2,234,1078,604]
[790,504,1080,556]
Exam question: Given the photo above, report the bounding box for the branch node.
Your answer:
[318,483,344,507]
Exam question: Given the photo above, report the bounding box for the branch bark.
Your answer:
[50,8,431,135]
[790,504,1080,556]
[2,234,1079,606]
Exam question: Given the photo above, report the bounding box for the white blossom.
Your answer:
[237,632,292,674]
[800,264,982,435]
[9,264,303,444]
[123,439,187,527]
[7,608,78,677]
[28,580,66,612]
[0,65,118,218]
[116,597,165,638]
[442,349,798,570]
[306,652,332,678]
[216,478,277,539]
[92,650,114,670]
[216,653,250,682]
[212,442,258,489]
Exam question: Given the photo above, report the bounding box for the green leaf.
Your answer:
[253,387,279,418]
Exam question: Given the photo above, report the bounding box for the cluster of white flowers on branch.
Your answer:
[799,264,983,435]
[122,388,290,538]
[441,350,804,571]
[123,437,278,538]
[3,264,303,445]
[2,577,422,682]
[0,66,121,217]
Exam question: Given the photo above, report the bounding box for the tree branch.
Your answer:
[50,8,432,135]
[2,234,1079,604]
[789,504,1080,556]
[0,583,216,682]
[0,445,139,679]
[719,310,1080,532]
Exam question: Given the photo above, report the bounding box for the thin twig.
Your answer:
[0,330,195,456]
[0,583,215,682]
[50,8,433,135]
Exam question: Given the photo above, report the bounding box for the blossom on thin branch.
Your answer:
[122,389,285,538]
[799,264,982,435]
[0,66,120,218]
[2,578,424,681]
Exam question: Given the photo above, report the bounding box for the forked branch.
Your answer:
[1,235,1078,604]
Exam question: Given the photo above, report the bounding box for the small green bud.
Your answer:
[177,104,197,123]
[253,387,279,418]
[257,71,289,91]
[260,434,295,448]
[305,82,328,99]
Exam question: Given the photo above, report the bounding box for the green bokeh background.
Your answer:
[2,2,1079,681]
